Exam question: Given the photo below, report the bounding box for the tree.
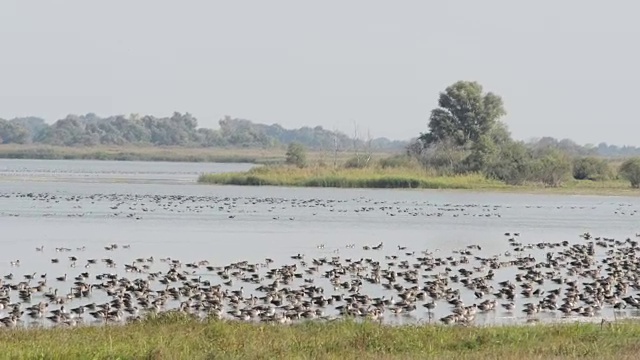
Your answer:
[463,121,512,173]
[464,133,499,173]
[619,158,640,188]
[0,119,29,144]
[285,142,307,168]
[419,81,506,147]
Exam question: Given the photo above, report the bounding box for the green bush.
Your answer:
[573,157,611,181]
[285,142,307,168]
[378,155,416,169]
[343,156,370,169]
[619,158,640,188]
[482,141,534,185]
[417,141,469,176]
[532,151,572,187]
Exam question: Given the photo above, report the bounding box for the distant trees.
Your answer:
[0,114,407,151]
[8,117,47,143]
[619,158,640,188]
[1,107,640,163]
[0,119,29,144]
[528,137,595,157]
[596,143,640,158]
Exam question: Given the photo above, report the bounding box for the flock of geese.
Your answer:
[0,191,516,220]
[3,229,640,329]
[2,191,637,223]
[2,190,640,329]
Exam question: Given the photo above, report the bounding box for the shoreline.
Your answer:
[2,145,639,197]
[0,144,282,164]
[198,166,640,197]
[0,144,392,165]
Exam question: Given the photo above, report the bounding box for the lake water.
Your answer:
[1,158,640,327]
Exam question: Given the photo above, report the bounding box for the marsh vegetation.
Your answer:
[200,81,640,192]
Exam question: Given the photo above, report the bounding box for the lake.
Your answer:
[1,158,640,327]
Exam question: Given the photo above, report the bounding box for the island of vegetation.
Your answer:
[199,81,640,194]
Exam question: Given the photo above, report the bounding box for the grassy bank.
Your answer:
[198,165,638,195]
[2,315,640,359]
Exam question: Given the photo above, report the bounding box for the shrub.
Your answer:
[532,150,572,187]
[285,143,307,168]
[482,141,534,185]
[619,158,640,188]
[417,140,469,176]
[378,155,418,169]
[343,156,369,169]
[573,157,612,181]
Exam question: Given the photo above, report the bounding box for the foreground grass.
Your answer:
[2,315,640,359]
[198,165,639,196]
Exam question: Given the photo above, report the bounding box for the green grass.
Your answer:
[2,315,640,359]
[198,165,640,196]
[198,166,505,190]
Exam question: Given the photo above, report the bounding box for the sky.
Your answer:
[1,1,639,145]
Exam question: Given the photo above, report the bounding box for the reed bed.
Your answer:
[198,166,504,190]
[198,165,640,196]
[1,315,639,359]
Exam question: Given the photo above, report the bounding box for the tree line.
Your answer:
[2,111,640,159]
[0,113,406,151]
[2,108,640,161]
[409,81,640,188]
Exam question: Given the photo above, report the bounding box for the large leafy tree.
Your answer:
[420,81,506,147]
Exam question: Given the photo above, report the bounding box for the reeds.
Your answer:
[198,164,640,195]
[198,165,503,190]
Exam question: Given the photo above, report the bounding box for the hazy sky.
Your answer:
[1,1,639,145]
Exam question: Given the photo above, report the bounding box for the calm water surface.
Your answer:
[1,159,640,326]
[0,159,254,183]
